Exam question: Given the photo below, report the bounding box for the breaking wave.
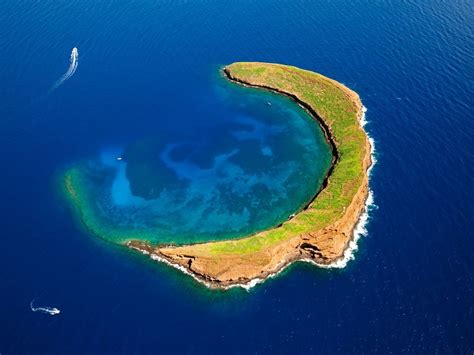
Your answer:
[235,105,378,287]
[315,105,377,269]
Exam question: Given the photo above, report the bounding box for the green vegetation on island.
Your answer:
[206,62,368,254]
[64,61,371,287]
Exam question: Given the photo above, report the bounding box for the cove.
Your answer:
[63,70,333,245]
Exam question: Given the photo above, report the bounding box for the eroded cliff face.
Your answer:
[126,63,372,288]
[128,133,371,288]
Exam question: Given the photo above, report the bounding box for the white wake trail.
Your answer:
[30,299,60,316]
[51,47,78,90]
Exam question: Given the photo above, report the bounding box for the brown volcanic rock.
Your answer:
[127,62,372,288]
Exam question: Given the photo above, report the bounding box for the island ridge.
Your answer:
[124,62,373,288]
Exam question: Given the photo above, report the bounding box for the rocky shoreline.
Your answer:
[126,62,373,289]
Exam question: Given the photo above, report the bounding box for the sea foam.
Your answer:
[314,106,377,269]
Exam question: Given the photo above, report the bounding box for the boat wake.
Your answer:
[3,47,80,123]
[51,47,78,91]
[30,299,60,316]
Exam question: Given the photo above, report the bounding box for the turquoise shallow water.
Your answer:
[1,0,473,353]
[69,79,331,244]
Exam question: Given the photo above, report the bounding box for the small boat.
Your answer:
[30,300,60,316]
[117,157,123,161]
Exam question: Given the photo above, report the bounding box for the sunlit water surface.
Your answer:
[0,0,473,353]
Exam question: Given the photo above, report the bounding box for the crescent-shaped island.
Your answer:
[64,62,373,289]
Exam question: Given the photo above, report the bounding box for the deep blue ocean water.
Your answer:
[1,0,473,353]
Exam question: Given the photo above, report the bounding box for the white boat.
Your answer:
[71,47,78,61]
[30,300,60,316]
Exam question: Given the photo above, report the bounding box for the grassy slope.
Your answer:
[201,62,367,255]
[64,62,366,259]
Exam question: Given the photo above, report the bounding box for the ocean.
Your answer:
[1,0,473,353]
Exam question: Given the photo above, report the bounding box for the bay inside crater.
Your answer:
[65,82,332,245]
